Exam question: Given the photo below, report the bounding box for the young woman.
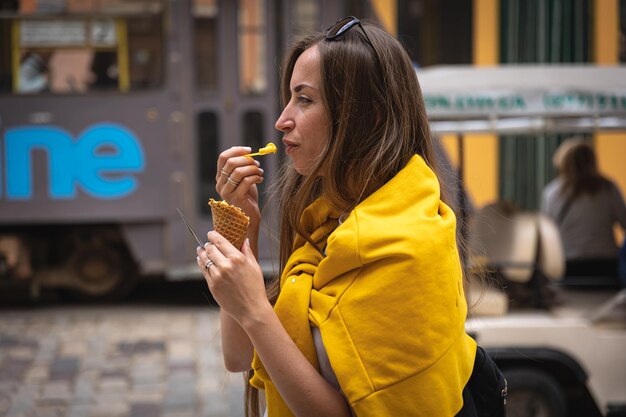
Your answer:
[542,139,626,280]
[196,17,476,417]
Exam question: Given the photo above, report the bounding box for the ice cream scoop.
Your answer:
[243,142,277,157]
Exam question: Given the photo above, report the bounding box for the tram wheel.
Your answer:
[65,241,137,302]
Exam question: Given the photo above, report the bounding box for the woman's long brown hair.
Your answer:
[275,23,439,272]
[245,21,441,417]
[558,140,610,198]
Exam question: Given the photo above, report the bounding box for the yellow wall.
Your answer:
[596,133,626,200]
[596,133,626,243]
[473,0,499,66]
[593,0,626,242]
[371,0,397,36]
[412,1,625,214]
[440,135,459,168]
[379,0,500,209]
[594,0,619,65]
[593,0,626,221]
[466,0,625,211]
[464,134,499,207]
[441,133,499,209]
[465,0,499,209]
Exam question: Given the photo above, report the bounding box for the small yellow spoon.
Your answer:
[244,142,277,157]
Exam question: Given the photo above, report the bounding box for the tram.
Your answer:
[0,0,352,299]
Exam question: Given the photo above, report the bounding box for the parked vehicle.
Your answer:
[419,65,626,417]
[0,0,284,300]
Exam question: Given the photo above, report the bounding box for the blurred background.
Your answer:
[0,1,625,416]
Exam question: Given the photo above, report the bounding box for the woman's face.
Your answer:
[275,45,331,175]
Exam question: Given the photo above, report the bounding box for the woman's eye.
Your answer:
[297,96,312,104]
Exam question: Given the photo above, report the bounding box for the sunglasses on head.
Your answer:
[325,16,376,52]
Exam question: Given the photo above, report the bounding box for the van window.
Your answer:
[0,0,164,95]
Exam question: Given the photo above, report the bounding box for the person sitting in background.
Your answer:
[541,138,626,282]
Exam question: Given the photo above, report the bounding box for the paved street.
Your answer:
[0,281,246,417]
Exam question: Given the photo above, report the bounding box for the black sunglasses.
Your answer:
[325,16,376,52]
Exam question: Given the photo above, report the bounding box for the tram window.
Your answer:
[198,111,220,215]
[0,0,164,95]
[126,16,163,89]
[242,111,266,206]
[193,0,218,91]
[243,110,264,151]
[238,0,267,95]
[90,51,118,90]
[291,0,319,36]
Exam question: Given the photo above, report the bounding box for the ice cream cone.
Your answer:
[208,199,250,249]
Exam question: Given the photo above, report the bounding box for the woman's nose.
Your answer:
[275,108,294,133]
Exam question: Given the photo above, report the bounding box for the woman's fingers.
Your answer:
[217,162,263,190]
[216,147,252,182]
[206,231,242,259]
[196,232,240,272]
[196,233,265,321]
[225,162,262,183]
[216,156,263,204]
[196,243,219,278]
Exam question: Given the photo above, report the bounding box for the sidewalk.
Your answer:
[0,306,245,417]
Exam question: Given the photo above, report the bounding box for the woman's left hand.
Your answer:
[196,231,269,323]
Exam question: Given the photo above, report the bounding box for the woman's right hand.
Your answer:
[216,146,265,225]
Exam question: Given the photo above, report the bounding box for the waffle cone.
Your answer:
[208,199,250,249]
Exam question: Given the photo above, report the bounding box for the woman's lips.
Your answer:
[283,140,298,155]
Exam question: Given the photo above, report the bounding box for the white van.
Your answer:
[419,66,626,417]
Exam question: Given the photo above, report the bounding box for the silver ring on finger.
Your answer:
[205,259,214,272]
[227,176,241,186]
[221,169,230,177]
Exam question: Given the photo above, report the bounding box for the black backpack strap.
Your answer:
[463,346,507,417]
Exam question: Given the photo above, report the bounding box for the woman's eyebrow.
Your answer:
[293,83,319,93]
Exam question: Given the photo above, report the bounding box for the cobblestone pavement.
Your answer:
[0,306,245,417]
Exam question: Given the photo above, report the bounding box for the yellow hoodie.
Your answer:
[251,155,476,416]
